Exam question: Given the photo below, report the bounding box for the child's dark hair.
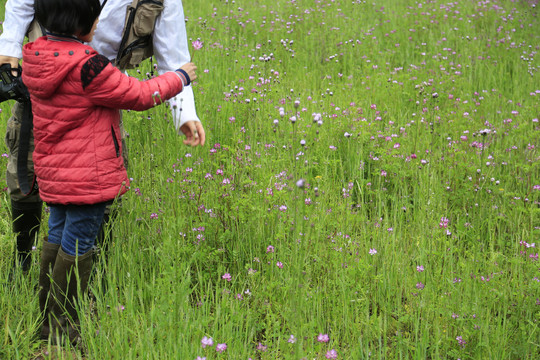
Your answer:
[34,0,102,36]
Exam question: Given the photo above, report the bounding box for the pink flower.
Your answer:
[266,245,275,253]
[326,349,338,359]
[456,336,467,348]
[369,248,377,255]
[192,40,203,50]
[222,273,232,282]
[317,333,330,343]
[216,343,227,353]
[287,335,296,343]
[276,261,283,269]
[439,217,449,228]
[201,336,213,348]
[416,265,424,272]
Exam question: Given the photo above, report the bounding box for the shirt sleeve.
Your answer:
[152,0,201,130]
[0,0,35,58]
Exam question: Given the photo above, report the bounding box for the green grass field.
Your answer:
[1,0,539,359]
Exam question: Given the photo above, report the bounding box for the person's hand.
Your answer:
[0,56,20,76]
[179,62,197,82]
[179,120,205,146]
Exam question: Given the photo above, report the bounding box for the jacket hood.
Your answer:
[22,36,95,98]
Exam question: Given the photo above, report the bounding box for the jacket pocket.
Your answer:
[111,126,120,157]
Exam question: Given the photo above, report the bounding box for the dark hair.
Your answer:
[34,0,102,36]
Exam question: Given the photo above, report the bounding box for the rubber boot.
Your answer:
[38,238,61,340]
[11,200,43,273]
[45,248,93,345]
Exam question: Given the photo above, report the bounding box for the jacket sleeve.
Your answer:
[153,0,200,129]
[84,59,184,111]
[0,0,35,58]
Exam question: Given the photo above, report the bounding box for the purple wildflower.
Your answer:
[317,333,329,343]
[326,349,338,359]
[288,335,296,343]
[456,336,467,348]
[216,343,227,353]
[439,217,449,228]
[192,40,203,50]
[201,336,213,348]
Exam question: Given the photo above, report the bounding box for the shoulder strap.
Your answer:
[27,19,46,42]
[17,101,36,196]
[17,20,44,196]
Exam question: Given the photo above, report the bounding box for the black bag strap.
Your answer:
[17,101,37,196]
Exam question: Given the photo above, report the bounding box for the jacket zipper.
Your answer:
[111,126,120,157]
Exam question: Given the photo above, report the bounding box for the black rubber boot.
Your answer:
[11,200,43,273]
[45,248,93,345]
[38,237,61,340]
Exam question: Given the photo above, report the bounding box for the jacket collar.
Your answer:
[45,32,83,43]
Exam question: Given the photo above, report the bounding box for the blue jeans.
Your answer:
[48,203,107,256]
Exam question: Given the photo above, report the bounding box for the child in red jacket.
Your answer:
[21,0,197,343]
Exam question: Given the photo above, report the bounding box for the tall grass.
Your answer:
[1,0,539,359]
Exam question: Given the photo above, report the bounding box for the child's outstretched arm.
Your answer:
[83,54,196,111]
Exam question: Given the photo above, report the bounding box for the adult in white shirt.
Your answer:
[0,0,205,274]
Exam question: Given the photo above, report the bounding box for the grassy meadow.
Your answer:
[1,0,539,358]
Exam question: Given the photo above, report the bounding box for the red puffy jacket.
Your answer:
[22,36,184,205]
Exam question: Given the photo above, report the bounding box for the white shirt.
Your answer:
[0,0,199,128]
